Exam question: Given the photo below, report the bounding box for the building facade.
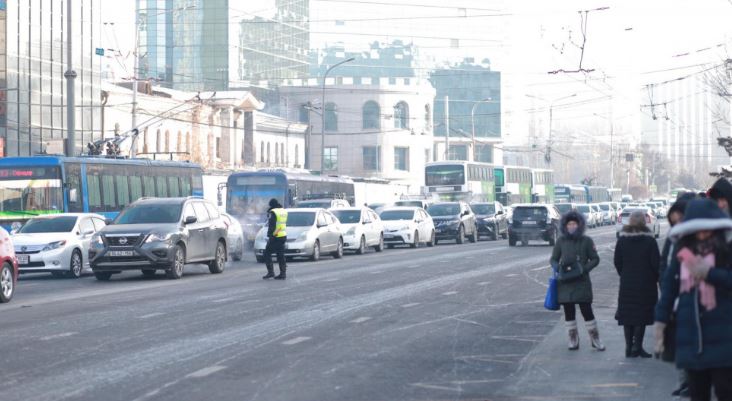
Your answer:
[310,40,422,81]
[280,77,435,187]
[430,59,501,163]
[0,0,102,157]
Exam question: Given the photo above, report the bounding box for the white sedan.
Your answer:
[12,213,106,278]
[254,208,344,262]
[331,207,384,254]
[379,207,435,248]
[221,212,245,261]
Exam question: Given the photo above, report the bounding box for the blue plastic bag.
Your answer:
[544,272,560,311]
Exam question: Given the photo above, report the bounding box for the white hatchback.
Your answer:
[12,213,107,278]
[331,207,384,254]
[379,207,435,248]
[616,207,660,238]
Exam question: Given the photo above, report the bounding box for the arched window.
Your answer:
[281,143,285,166]
[267,142,271,164]
[394,101,409,129]
[260,142,265,163]
[275,143,280,164]
[424,104,431,129]
[176,130,182,151]
[362,101,380,129]
[324,102,338,132]
[295,144,299,166]
[164,130,170,153]
[143,127,149,154]
[156,129,162,152]
[185,132,191,153]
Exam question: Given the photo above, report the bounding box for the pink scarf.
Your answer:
[677,247,717,311]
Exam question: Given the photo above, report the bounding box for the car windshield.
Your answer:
[577,205,590,213]
[287,212,316,227]
[395,201,424,208]
[427,204,460,216]
[621,208,646,216]
[18,216,77,233]
[332,210,361,224]
[298,201,330,209]
[513,207,547,220]
[380,210,414,221]
[115,203,182,224]
[555,204,572,214]
[599,204,610,211]
[471,204,495,215]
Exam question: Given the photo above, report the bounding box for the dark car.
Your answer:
[426,201,478,244]
[89,197,228,281]
[471,201,508,241]
[508,204,561,247]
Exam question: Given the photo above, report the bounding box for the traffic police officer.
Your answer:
[263,198,288,280]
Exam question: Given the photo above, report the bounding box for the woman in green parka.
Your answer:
[550,210,605,351]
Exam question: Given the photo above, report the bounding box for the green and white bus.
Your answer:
[494,165,532,205]
[531,168,555,204]
[424,161,496,202]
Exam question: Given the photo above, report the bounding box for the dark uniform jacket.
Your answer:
[614,228,660,326]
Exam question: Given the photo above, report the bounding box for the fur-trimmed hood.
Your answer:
[560,210,586,239]
[668,198,732,242]
[618,230,654,238]
[667,192,695,225]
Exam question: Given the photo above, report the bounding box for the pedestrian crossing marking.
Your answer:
[350,317,371,323]
[401,302,420,308]
[442,291,458,296]
[186,365,226,378]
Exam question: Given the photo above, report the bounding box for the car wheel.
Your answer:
[427,230,435,247]
[356,235,366,255]
[456,226,465,244]
[469,226,478,243]
[332,238,344,259]
[141,269,156,277]
[521,239,529,246]
[0,263,14,303]
[501,227,508,240]
[410,231,419,248]
[548,230,556,246]
[68,249,83,278]
[94,271,112,281]
[374,234,384,252]
[509,236,516,247]
[208,241,226,274]
[232,239,243,261]
[166,245,185,280]
[490,225,498,241]
[311,240,321,261]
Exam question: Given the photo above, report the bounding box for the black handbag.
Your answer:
[558,258,584,282]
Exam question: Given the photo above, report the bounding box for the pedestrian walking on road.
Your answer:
[614,210,660,358]
[655,199,732,401]
[708,177,732,215]
[262,198,288,280]
[550,210,605,351]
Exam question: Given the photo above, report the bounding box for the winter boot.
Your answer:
[274,266,287,280]
[631,326,652,358]
[586,320,606,351]
[624,326,634,357]
[262,265,275,280]
[566,321,580,350]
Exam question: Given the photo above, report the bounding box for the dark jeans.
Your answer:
[562,303,595,322]
[264,237,287,273]
[687,368,732,401]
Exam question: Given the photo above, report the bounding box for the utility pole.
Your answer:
[320,57,354,173]
[64,0,77,156]
[444,95,449,160]
[131,7,141,142]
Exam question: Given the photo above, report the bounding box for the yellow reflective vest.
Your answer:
[271,208,288,238]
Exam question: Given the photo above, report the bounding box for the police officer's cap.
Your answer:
[269,198,281,208]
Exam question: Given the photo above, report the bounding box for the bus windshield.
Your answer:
[227,177,286,219]
[425,165,465,186]
[0,166,63,219]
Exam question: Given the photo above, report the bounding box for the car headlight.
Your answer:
[297,231,309,241]
[346,227,356,235]
[399,225,410,231]
[42,240,67,252]
[145,232,173,243]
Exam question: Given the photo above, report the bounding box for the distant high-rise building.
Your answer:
[137,0,229,91]
[310,40,421,81]
[237,0,310,86]
[0,0,102,156]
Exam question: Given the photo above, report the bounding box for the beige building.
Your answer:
[280,77,435,187]
[100,83,307,170]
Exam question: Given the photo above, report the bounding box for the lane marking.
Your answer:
[139,312,165,319]
[477,281,491,286]
[186,365,227,378]
[369,271,382,274]
[401,302,420,308]
[282,336,311,345]
[590,383,640,388]
[350,317,371,323]
[505,273,518,277]
[40,332,77,341]
[406,264,420,269]
[442,291,458,296]
[211,297,238,304]
[324,278,339,282]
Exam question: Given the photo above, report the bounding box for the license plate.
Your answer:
[109,250,135,257]
[17,254,29,265]
[522,221,537,225]
[384,234,394,239]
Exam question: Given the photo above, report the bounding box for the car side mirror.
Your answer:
[104,218,113,226]
[496,210,503,215]
[462,211,470,216]
[184,216,197,225]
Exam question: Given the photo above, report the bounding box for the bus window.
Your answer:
[168,177,180,197]
[101,175,116,210]
[65,163,83,212]
[180,177,191,196]
[129,176,143,202]
[143,176,155,197]
[116,176,130,207]
[156,177,168,198]
[87,175,102,211]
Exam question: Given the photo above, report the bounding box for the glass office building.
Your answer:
[0,0,102,157]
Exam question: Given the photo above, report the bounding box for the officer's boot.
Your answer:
[262,262,275,280]
[274,265,286,280]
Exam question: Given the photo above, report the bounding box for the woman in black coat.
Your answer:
[614,210,660,358]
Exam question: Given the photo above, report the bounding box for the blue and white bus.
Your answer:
[225,170,355,242]
[554,184,588,203]
[0,156,203,228]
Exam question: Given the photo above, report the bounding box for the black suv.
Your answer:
[427,201,478,244]
[89,197,228,280]
[471,201,508,241]
[508,204,561,247]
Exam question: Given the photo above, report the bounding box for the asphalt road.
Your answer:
[1,224,675,401]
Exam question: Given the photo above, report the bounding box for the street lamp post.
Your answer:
[525,93,577,165]
[320,57,354,173]
[471,98,493,162]
[64,0,76,156]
